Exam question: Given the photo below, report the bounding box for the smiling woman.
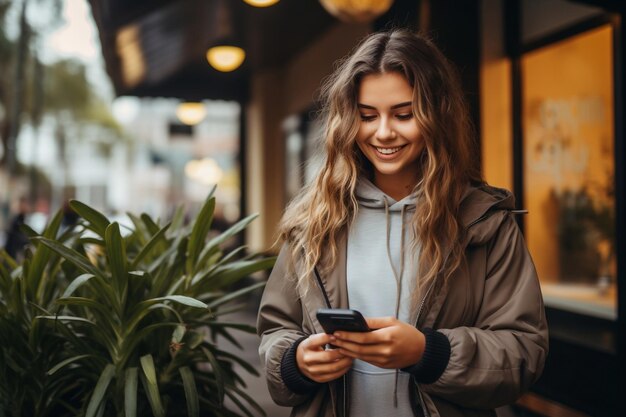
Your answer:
[257,29,548,417]
[356,72,425,200]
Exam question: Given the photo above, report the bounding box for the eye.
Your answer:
[360,114,376,122]
[396,113,413,121]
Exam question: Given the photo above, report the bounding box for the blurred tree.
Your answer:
[0,0,124,211]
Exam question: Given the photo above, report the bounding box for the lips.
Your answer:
[376,146,402,154]
[371,144,406,157]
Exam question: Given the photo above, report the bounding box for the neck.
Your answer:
[373,173,420,201]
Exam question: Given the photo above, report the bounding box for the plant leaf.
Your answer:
[141,213,160,235]
[61,273,95,298]
[207,214,258,250]
[202,347,224,407]
[231,385,267,417]
[214,348,260,377]
[47,354,92,375]
[85,364,115,417]
[205,281,265,310]
[172,324,186,344]
[125,367,138,417]
[35,237,105,280]
[168,205,186,236]
[130,223,171,269]
[140,355,165,417]
[27,210,64,298]
[70,200,110,238]
[201,258,276,290]
[140,354,158,385]
[148,295,207,309]
[105,222,127,293]
[36,315,95,325]
[186,196,215,274]
[180,366,199,417]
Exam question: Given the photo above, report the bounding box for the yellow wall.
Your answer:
[521,25,614,283]
[480,58,513,190]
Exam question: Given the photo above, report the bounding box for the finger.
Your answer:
[365,316,397,330]
[307,357,353,377]
[302,333,334,350]
[335,341,390,357]
[338,350,386,362]
[332,338,385,355]
[301,348,345,366]
[333,330,382,345]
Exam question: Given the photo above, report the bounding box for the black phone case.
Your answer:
[316,308,370,334]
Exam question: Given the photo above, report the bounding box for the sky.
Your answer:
[45,0,114,99]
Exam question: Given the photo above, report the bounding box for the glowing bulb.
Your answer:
[176,102,206,125]
[319,0,394,23]
[243,0,280,6]
[185,158,224,185]
[206,46,246,72]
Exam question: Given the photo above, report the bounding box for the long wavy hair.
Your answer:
[278,29,483,310]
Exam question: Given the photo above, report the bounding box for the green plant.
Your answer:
[0,190,275,417]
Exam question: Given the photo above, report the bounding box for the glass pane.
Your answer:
[522,25,616,319]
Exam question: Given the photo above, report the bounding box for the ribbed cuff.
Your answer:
[402,328,451,384]
[280,336,322,395]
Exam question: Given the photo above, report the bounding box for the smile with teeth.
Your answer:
[374,145,405,155]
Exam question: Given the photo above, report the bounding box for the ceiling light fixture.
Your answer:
[176,102,207,125]
[242,0,280,7]
[206,46,246,72]
[207,0,246,72]
[319,0,394,23]
[185,158,224,186]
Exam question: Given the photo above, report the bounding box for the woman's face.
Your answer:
[355,72,424,193]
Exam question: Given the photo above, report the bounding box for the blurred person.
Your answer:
[61,200,79,230]
[4,196,30,260]
[257,29,548,417]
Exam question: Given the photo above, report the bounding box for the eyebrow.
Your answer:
[357,101,412,110]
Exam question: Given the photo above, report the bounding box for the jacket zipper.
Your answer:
[314,266,346,417]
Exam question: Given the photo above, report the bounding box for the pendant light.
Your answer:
[207,0,245,72]
[206,46,245,72]
[176,102,206,125]
[319,0,394,23]
[242,0,280,7]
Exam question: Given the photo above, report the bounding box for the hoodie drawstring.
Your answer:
[384,198,407,408]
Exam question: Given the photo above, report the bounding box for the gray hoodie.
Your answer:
[347,178,419,416]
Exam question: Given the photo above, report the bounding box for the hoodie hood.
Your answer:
[355,178,418,211]
[460,184,521,246]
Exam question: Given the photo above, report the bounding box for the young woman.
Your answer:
[257,29,548,417]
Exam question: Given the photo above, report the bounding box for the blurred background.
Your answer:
[0,0,624,416]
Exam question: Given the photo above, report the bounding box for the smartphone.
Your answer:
[316,308,371,334]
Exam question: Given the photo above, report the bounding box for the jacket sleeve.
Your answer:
[420,214,549,409]
[257,244,321,407]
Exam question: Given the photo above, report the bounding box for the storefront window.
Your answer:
[521,24,616,319]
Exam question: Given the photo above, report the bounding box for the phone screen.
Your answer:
[316,308,370,334]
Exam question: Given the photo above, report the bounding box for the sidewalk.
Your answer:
[218,307,290,417]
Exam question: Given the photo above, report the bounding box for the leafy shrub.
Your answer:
[0,191,274,417]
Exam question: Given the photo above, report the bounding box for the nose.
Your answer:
[375,116,396,141]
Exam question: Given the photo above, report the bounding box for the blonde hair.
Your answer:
[278,29,483,309]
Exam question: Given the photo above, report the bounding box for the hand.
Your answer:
[331,316,426,369]
[296,333,354,383]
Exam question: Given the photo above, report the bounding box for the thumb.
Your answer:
[304,332,333,349]
[365,316,397,330]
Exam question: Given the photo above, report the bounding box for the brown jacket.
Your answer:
[257,185,548,417]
